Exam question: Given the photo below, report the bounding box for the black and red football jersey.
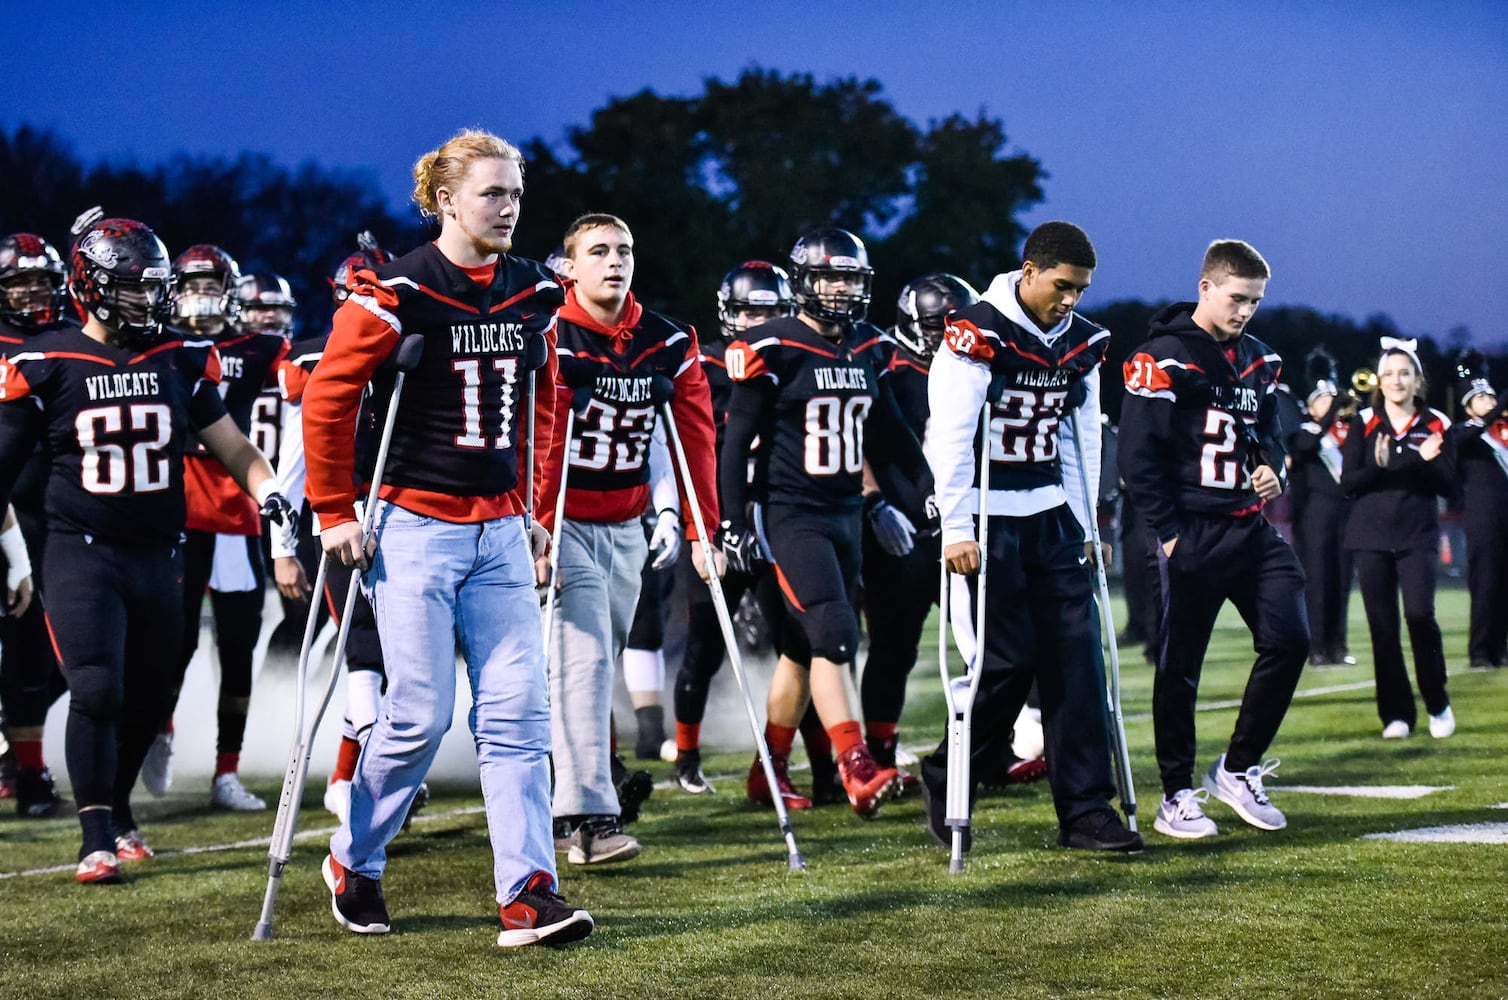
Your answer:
[180,326,289,535]
[941,302,1107,494]
[883,336,931,440]
[721,317,919,516]
[542,289,718,534]
[303,242,562,528]
[1118,302,1288,543]
[0,315,77,534]
[0,325,227,545]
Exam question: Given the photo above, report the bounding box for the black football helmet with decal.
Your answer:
[67,214,175,347]
[0,233,69,329]
[789,228,873,325]
[236,272,297,338]
[893,273,979,361]
[716,261,795,341]
[171,244,241,328]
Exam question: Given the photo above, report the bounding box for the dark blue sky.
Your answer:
[7,2,1507,345]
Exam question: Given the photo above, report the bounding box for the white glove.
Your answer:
[649,508,681,570]
[868,499,916,557]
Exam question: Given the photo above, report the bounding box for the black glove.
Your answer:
[716,520,761,576]
[260,492,299,549]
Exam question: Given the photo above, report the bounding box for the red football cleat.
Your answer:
[76,850,124,885]
[836,744,900,819]
[746,753,813,811]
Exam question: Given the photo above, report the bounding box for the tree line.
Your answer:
[2,68,1498,422]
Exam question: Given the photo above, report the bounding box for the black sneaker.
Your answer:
[553,818,574,853]
[16,768,64,818]
[567,816,641,865]
[610,754,653,824]
[920,751,973,852]
[674,750,716,794]
[497,871,594,948]
[1058,810,1144,853]
[322,854,391,933]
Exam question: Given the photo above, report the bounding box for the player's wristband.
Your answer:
[0,523,31,590]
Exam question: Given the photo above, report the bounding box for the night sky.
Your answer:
[6,1,1506,344]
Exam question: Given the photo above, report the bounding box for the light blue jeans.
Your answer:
[549,517,648,818]
[331,502,554,904]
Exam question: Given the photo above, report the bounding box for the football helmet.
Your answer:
[236,272,297,338]
[716,261,795,340]
[789,228,873,325]
[171,244,241,326]
[67,218,175,347]
[0,233,68,329]
[893,273,980,361]
[331,231,393,303]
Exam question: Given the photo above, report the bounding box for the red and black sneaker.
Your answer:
[497,871,594,948]
[114,829,154,861]
[836,743,900,819]
[322,854,390,934]
[746,753,812,811]
[76,850,123,885]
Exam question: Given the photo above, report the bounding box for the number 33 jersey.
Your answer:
[0,327,228,545]
[1118,301,1286,543]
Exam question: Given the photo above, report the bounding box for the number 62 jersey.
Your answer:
[1117,301,1287,546]
[0,326,228,545]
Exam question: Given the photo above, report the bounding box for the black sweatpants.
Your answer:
[1295,499,1352,660]
[44,533,181,838]
[1154,513,1308,797]
[173,530,265,756]
[859,528,940,726]
[1464,508,1508,667]
[1352,546,1449,726]
[931,504,1117,828]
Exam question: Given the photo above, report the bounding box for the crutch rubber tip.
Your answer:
[251,922,274,942]
[949,858,965,874]
[789,854,807,872]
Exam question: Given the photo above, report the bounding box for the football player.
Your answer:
[670,261,794,795]
[718,227,932,820]
[0,214,292,882]
[1120,239,1306,839]
[304,130,591,946]
[923,223,1138,853]
[0,233,72,817]
[538,213,721,865]
[146,245,291,811]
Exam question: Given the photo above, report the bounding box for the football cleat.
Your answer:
[140,730,174,797]
[674,750,716,795]
[324,777,352,824]
[76,850,124,885]
[746,753,812,811]
[835,743,899,820]
[114,829,155,861]
[16,768,64,818]
[210,772,267,811]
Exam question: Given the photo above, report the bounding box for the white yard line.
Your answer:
[0,805,486,881]
[1281,785,1454,799]
[1363,823,1508,844]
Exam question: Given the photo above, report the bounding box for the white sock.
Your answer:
[344,670,384,743]
[622,647,664,696]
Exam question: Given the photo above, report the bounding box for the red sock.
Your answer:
[827,720,863,757]
[866,720,897,744]
[13,739,44,772]
[764,723,797,758]
[214,752,240,777]
[332,736,361,782]
[676,721,701,754]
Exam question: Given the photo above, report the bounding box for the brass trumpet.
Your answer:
[1336,367,1377,419]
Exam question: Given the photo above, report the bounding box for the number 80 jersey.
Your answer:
[0,326,228,545]
[724,317,891,509]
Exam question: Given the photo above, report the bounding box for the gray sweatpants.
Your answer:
[549,517,648,818]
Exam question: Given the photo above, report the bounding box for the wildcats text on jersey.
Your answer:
[85,371,161,400]
[814,367,868,391]
[451,322,526,355]
[594,374,653,403]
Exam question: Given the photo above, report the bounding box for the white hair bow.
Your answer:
[1379,336,1421,372]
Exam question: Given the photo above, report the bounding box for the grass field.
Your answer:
[2,588,1505,999]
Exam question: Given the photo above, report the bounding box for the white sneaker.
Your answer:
[1202,754,1286,831]
[1381,720,1412,740]
[895,745,920,768]
[1428,706,1456,739]
[141,731,174,797]
[324,777,352,824]
[1154,787,1219,839]
[210,772,267,811]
